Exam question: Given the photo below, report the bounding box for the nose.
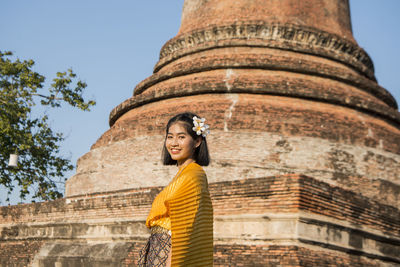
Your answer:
[171,137,178,146]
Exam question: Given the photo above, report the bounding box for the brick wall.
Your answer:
[213,245,386,267]
[0,241,43,267]
[1,174,399,266]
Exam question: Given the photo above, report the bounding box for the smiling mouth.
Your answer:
[170,148,181,154]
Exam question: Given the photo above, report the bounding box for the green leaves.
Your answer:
[0,50,96,202]
[42,69,94,111]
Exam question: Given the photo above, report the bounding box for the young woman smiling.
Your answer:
[138,112,213,267]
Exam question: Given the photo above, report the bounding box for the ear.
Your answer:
[194,137,202,148]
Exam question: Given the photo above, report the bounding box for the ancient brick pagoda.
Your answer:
[1,0,400,266]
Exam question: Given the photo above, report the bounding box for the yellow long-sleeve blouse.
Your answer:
[146,162,213,266]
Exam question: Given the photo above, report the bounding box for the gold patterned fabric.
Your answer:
[145,162,213,266]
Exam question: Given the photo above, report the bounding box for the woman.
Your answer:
[138,112,214,266]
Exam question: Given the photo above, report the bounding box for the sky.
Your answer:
[1,0,399,205]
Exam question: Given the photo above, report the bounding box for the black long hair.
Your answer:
[162,112,210,166]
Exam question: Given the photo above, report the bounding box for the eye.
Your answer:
[178,135,185,139]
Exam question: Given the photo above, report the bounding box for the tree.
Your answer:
[0,51,95,202]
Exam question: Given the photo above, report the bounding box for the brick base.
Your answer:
[1,174,399,266]
[214,245,387,267]
[0,241,43,267]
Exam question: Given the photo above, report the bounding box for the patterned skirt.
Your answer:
[138,226,172,267]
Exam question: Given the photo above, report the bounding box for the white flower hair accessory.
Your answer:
[192,116,210,137]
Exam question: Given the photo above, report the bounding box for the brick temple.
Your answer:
[1,0,400,266]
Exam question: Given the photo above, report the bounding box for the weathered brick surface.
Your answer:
[100,94,400,153]
[0,241,43,267]
[124,241,145,266]
[1,175,400,265]
[32,242,136,267]
[0,187,157,224]
[110,71,399,131]
[155,22,374,79]
[106,0,399,137]
[178,0,354,41]
[5,175,400,235]
[2,242,391,266]
[210,175,400,236]
[79,93,400,207]
[138,47,394,107]
[71,125,400,202]
[213,245,388,267]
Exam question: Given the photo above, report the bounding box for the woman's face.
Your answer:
[165,122,200,166]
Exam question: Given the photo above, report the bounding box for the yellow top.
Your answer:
[146,162,213,266]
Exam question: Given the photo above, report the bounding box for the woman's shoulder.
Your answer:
[177,163,209,192]
[183,162,205,174]
[178,162,207,182]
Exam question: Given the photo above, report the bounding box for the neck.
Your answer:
[177,158,194,169]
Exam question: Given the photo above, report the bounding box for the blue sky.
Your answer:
[1,0,399,204]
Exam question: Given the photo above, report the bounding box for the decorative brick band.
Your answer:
[109,85,400,132]
[134,52,396,110]
[155,22,374,79]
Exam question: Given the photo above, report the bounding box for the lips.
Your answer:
[170,148,181,154]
